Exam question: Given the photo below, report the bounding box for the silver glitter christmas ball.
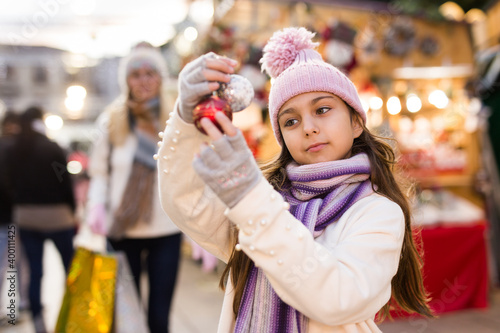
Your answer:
[218,74,254,112]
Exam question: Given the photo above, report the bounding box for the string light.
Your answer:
[44,114,63,131]
[406,94,422,113]
[439,2,465,21]
[428,90,449,109]
[184,27,198,41]
[387,96,402,115]
[369,96,383,110]
[360,98,369,112]
[65,85,87,118]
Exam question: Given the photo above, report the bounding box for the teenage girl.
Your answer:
[158,27,432,332]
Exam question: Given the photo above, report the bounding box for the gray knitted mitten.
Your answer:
[193,130,261,208]
[178,52,221,123]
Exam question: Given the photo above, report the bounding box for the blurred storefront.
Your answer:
[204,0,483,206]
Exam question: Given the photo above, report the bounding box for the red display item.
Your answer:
[193,95,232,135]
[387,221,488,319]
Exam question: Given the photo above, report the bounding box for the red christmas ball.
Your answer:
[193,95,232,135]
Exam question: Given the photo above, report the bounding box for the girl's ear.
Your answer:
[352,115,364,139]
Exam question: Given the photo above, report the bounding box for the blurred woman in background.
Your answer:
[85,43,181,333]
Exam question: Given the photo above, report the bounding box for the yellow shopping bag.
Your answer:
[56,247,118,333]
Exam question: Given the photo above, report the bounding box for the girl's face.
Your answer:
[278,91,363,165]
[127,65,161,102]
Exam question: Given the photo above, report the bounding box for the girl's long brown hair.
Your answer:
[219,108,434,320]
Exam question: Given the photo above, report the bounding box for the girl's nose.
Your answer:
[303,117,319,136]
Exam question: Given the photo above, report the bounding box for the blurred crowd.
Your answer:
[0,42,220,333]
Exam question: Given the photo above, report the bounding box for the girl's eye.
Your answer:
[283,118,298,127]
[316,107,330,115]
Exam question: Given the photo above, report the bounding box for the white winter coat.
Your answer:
[158,110,405,332]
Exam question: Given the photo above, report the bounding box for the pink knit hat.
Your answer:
[260,27,366,145]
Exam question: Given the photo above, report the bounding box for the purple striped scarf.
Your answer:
[234,153,373,333]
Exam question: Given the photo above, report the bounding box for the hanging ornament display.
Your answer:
[419,36,440,56]
[321,21,357,71]
[324,40,354,69]
[383,19,416,57]
[355,21,382,66]
[193,74,255,135]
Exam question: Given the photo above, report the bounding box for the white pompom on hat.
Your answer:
[260,27,366,145]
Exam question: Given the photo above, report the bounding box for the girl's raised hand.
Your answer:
[192,112,261,208]
[177,52,238,123]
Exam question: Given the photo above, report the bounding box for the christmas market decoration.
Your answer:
[383,19,416,56]
[419,35,440,56]
[193,74,255,135]
[355,20,382,66]
[217,74,255,112]
[193,95,232,135]
[321,21,358,71]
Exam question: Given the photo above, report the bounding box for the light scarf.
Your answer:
[109,100,159,239]
[235,153,374,333]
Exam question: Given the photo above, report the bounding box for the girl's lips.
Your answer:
[307,143,326,152]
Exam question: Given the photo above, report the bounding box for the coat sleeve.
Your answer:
[0,140,13,218]
[54,144,76,212]
[86,114,111,212]
[226,180,405,326]
[157,105,235,262]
